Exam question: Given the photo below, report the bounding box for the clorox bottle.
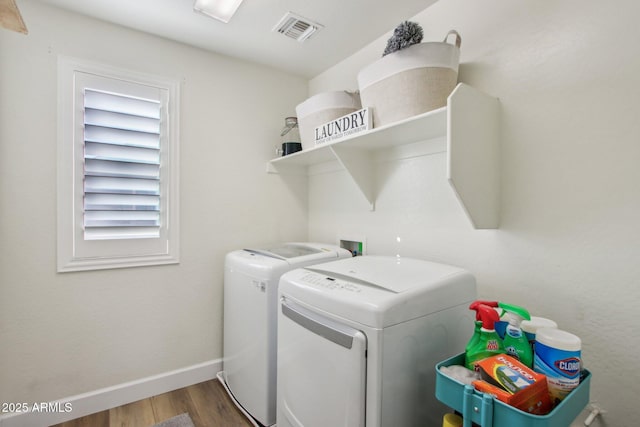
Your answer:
[465,304,505,370]
[498,302,533,368]
[534,327,582,404]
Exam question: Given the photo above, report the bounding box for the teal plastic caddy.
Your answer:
[435,353,591,427]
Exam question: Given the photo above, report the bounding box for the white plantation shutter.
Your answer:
[57,57,180,272]
[83,89,162,239]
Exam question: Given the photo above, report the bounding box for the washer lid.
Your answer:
[246,242,340,260]
[242,242,350,265]
[245,244,322,260]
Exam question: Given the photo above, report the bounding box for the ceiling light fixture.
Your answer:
[193,0,244,24]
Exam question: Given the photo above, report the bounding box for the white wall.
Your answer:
[0,0,307,412]
[308,0,640,425]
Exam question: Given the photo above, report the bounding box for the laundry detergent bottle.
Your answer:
[465,300,499,355]
[498,302,533,367]
[465,304,504,370]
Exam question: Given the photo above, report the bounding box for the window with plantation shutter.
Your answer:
[83,89,162,239]
[57,57,180,272]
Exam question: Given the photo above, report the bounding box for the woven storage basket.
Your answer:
[358,30,461,127]
[295,91,361,150]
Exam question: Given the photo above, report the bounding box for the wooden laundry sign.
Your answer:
[314,108,372,145]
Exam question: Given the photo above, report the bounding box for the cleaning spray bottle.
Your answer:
[465,301,499,355]
[498,302,533,368]
[465,304,504,370]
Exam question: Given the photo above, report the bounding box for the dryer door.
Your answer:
[277,297,367,427]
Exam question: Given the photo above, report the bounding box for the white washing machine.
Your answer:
[220,243,352,426]
[276,256,476,427]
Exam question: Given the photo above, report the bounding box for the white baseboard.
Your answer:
[0,359,222,427]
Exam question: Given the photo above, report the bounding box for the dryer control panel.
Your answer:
[300,272,362,293]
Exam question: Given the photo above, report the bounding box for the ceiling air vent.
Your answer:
[273,12,323,43]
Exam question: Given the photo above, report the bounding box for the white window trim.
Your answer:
[57,56,180,272]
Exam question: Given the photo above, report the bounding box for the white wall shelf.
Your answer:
[267,83,500,229]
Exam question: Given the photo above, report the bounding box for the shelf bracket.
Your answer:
[446,83,500,229]
[330,145,376,211]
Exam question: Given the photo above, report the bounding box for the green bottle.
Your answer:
[465,304,505,370]
[465,300,499,355]
[498,302,533,368]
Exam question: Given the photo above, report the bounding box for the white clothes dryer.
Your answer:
[221,243,351,426]
[276,255,476,427]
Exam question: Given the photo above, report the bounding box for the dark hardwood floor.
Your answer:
[50,379,253,427]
